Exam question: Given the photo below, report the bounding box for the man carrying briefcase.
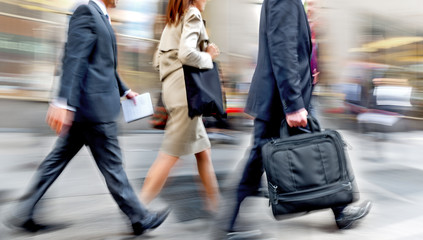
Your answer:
[221,0,371,235]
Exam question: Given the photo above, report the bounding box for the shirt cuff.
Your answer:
[123,89,131,97]
[201,52,214,69]
[52,98,76,112]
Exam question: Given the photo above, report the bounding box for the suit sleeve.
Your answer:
[58,5,97,108]
[116,72,129,96]
[267,0,304,114]
[178,8,213,69]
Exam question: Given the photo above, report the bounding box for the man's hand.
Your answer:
[46,105,74,135]
[286,108,308,127]
[126,91,139,104]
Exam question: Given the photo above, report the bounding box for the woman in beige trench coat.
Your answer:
[139,0,220,213]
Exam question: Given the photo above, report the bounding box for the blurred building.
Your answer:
[1,0,422,120]
[0,0,71,100]
[310,0,423,119]
[0,0,167,102]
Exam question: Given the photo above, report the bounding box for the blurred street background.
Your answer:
[1,0,423,239]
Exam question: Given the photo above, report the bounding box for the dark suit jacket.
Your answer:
[58,1,129,123]
[245,0,313,122]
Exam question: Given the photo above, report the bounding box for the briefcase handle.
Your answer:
[280,115,321,138]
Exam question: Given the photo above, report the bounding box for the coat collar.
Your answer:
[90,0,108,16]
[89,1,118,64]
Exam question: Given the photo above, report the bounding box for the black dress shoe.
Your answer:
[132,208,171,236]
[7,217,69,233]
[336,200,372,229]
[20,219,49,232]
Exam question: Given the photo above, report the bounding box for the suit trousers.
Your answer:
[227,117,345,231]
[17,122,147,224]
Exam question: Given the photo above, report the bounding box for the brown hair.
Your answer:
[165,0,194,25]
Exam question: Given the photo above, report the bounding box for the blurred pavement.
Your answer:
[0,119,423,239]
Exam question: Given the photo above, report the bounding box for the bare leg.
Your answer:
[195,149,220,212]
[139,151,179,205]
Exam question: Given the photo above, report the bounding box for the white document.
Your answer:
[121,92,154,123]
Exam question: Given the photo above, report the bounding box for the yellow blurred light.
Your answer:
[349,37,423,53]
[25,0,74,9]
[25,0,57,7]
[349,47,378,53]
[1,0,74,12]
[397,56,423,62]
[363,37,423,50]
[372,78,409,86]
[18,4,58,13]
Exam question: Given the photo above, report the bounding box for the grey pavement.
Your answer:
[1,128,423,239]
[1,98,423,239]
[0,129,252,240]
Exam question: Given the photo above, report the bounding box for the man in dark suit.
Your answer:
[225,0,371,234]
[9,0,169,236]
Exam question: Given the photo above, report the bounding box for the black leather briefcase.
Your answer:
[262,116,359,218]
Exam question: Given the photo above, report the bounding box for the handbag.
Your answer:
[262,116,359,218]
[183,62,226,119]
